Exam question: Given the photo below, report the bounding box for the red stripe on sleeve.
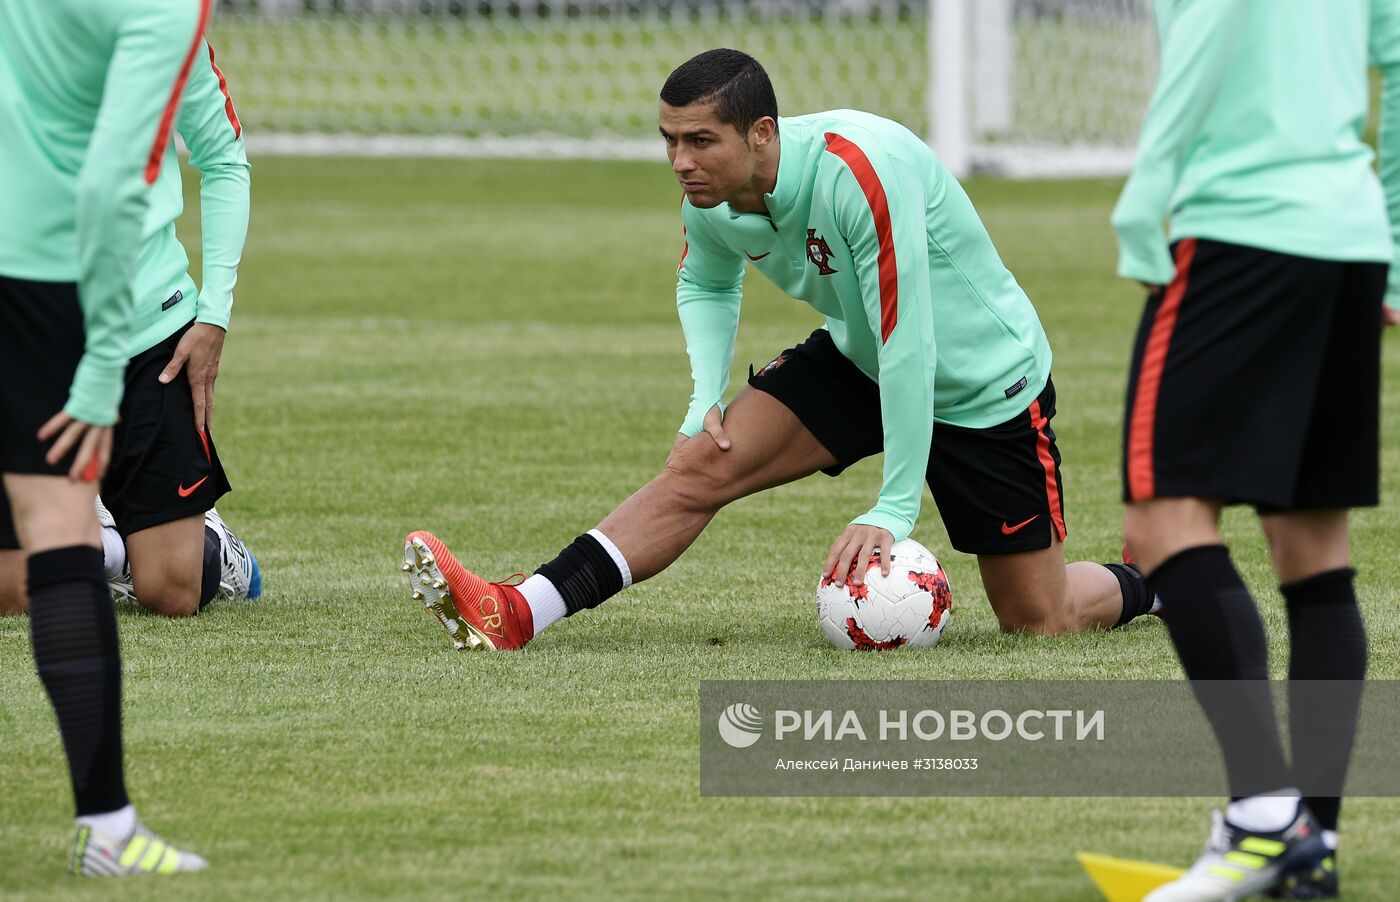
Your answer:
[1126,239,1198,501]
[823,132,899,343]
[1029,399,1067,541]
[206,41,241,139]
[144,0,213,185]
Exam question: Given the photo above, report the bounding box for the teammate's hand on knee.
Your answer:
[38,412,113,481]
[1384,305,1399,328]
[701,404,731,451]
[159,323,226,433]
[823,524,894,587]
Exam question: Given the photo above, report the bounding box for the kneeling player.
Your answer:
[0,33,259,618]
[404,50,1156,650]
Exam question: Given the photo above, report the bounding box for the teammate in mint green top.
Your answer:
[400,50,1160,657]
[0,0,219,427]
[0,0,213,876]
[0,31,259,621]
[1113,0,1400,313]
[1114,4,1398,899]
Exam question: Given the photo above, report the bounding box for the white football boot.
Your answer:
[71,820,208,876]
[94,496,135,604]
[204,508,262,600]
[1146,807,1327,902]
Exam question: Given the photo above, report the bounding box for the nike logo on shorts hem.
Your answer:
[745,251,771,261]
[1001,516,1039,535]
[177,477,209,497]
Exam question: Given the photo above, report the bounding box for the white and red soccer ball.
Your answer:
[815,538,952,651]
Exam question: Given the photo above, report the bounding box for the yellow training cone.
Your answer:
[1077,852,1186,902]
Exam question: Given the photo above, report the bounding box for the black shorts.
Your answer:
[0,318,231,548]
[0,275,87,479]
[748,328,1068,555]
[1122,238,1387,511]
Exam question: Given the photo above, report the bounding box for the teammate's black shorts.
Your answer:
[747,328,1067,555]
[1122,238,1387,512]
[0,274,87,481]
[0,317,231,549]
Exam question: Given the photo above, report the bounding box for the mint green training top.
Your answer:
[0,0,210,426]
[676,110,1053,542]
[1113,0,1400,309]
[133,38,250,355]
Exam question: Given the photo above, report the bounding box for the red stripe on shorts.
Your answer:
[1030,399,1067,541]
[1126,239,1198,501]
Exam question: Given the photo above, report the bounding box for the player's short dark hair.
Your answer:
[660,49,778,134]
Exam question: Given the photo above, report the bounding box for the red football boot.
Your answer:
[403,531,534,650]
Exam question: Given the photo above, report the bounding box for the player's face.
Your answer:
[660,101,763,209]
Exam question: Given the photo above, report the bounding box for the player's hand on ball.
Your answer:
[38,411,113,482]
[160,322,226,433]
[824,524,895,588]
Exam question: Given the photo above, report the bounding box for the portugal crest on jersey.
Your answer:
[805,229,838,275]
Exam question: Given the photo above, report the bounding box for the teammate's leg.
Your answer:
[0,489,26,613]
[1261,510,1351,584]
[405,385,838,649]
[2,496,136,614]
[1122,497,1223,572]
[1262,511,1364,853]
[121,510,258,616]
[5,474,129,831]
[0,550,22,614]
[125,516,206,617]
[1126,244,1349,900]
[1125,501,1294,797]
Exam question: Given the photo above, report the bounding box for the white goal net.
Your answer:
[207,0,1157,177]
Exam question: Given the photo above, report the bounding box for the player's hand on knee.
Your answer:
[159,322,226,433]
[823,524,894,588]
[701,403,731,451]
[1384,305,1399,328]
[38,411,113,482]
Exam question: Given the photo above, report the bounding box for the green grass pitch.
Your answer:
[1,158,1398,900]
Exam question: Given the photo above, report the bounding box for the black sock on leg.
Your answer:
[199,524,222,610]
[1148,544,1293,799]
[27,545,129,816]
[1282,567,1367,834]
[536,533,624,616]
[1106,562,1154,627]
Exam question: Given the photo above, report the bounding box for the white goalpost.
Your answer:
[208,0,1157,178]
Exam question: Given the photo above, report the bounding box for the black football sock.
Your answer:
[1148,545,1293,799]
[198,524,222,610]
[1282,567,1367,833]
[1106,562,1155,627]
[28,546,129,816]
[535,533,625,616]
